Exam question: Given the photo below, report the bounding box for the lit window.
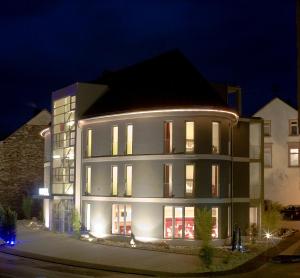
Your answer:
[212,207,219,239]
[164,164,172,197]
[184,207,194,239]
[86,203,91,230]
[185,165,194,195]
[249,207,258,226]
[125,165,132,196]
[87,129,92,157]
[164,206,194,239]
[289,120,299,136]
[185,121,194,153]
[112,126,118,156]
[112,204,131,235]
[211,165,219,197]
[289,144,300,167]
[126,124,133,155]
[164,122,173,153]
[264,144,272,168]
[264,120,271,137]
[212,122,220,154]
[112,166,118,195]
[85,166,91,194]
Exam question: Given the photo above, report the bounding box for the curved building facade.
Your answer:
[40,51,263,241]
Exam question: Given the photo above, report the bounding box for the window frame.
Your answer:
[112,125,118,156]
[288,143,300,167]
[212,121,220,154]
[164,121,173,154]
[289,119,299,136]
[126,124,133,155]
[111,165,118,196]
[163,164,173,198]
[125,165,133,196]
[263,120,271,137]
[185,121,195,153]
[211,164,220,197]
[264,143,272,168]
[185,164,195,197]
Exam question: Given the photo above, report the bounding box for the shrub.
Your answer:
[22,196,32,219]
[200,244,214,268]
[195,207,212,243]
[72,209,81,238]
[1,207,17,243]
[262,205,282,233]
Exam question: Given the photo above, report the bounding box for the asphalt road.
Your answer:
[0,252,145,278]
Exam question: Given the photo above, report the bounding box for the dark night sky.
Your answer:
[0,0,296,138]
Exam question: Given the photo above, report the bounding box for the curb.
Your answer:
[0,232,299,277]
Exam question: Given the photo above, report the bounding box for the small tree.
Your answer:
[22,196,32,220]
[72,209,81,238]
[1,207,17,243]
[195,207,215,269]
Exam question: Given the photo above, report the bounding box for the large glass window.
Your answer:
[185,164,194,195]
[126,124,133,155]
[164,206,194,239]
[211,165,219,197]
[112,126,118,156]
[289,144,300,167]
[212,207,219,239]
[85,166,91,194]
[112,166,118,196]
[164,164,172,197]
[125,165,132,196]
[52,95,76,195]
[249,207,258,226]
[112,204,131,235]
[164,122,173,153]
[264,120,271,137]
[185,121,194,153]
[264,144,272,168]
[86,203,91,230]
[212,122,220,154]
[87,129,92,157]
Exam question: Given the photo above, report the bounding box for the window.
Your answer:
[185,164,194,195]
[164,206,194,239]
[264,144,272,168]
[228,206,231,237]
[212,122,220,154]
[164,122,173,153]
[126,124,133,155]
[212,207,219,239]
[86,203,91,230]
[112,166,118,195]
[211,165,219,197]
[87,129,92,157]
[289,120,299,136]
[264,120,271,137]
[249,207,258,226]
[112,126,118,156]
[185,121,194,153]
[164,164,173,197]
[125,165,132,196]
[112,204,131,235]
[85,166,91,194]
[288,144,300,167]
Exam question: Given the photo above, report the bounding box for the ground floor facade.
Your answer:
[44,198,254,241]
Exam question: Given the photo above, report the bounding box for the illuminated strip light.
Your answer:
[79,108,239,126]
[40,127,50,137]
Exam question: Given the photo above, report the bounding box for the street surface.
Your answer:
[0,252,144,278]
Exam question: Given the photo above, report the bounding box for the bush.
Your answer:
[200,244,214,268]
[0,207,17,243]
[22,196,32,219]
[72,209,81,238]
[262,205,282,233]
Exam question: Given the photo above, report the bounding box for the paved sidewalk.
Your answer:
[0,225,200,275]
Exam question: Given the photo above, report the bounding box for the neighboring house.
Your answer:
[39,51,263,241]
[0,110,51,217]
[253,98,300,206]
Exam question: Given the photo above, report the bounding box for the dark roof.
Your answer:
[83,50,228,118]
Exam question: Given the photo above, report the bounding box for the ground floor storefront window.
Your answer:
[164,206,194,239]
[112,204,131,235]
[212,207,219,239]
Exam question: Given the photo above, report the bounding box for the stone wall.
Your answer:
[0,110,51,218]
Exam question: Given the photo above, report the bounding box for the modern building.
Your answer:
[0,110,51,217]
[254,97,300,206]
[40,51,263,241]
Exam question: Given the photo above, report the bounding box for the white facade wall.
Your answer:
[254,98,300,206]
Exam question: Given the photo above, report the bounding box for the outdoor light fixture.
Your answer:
[53,154,60,159]
[39,188,49,196]
[264,231,272,239]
